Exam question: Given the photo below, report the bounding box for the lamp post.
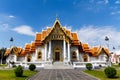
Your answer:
[105,36,111,66]
[9,37,14,68]
[105,36,109,49]
[10,37,14,48]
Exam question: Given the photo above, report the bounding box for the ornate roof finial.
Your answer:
[56,14,58,20]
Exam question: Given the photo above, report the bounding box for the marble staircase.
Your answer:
[44,62,73,69]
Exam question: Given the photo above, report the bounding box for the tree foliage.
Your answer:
[29,64,36,71]
[104,67,117,78]
[86,63,93,70]
[0,48,7,64]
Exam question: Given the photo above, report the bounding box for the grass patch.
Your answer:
[0,70,37,80]
[84,70,120,80]
[112,64,119,69]
[0,64,7,67]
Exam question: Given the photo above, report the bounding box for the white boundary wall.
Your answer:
[73,61,107,69]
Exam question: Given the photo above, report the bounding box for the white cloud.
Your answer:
[0,24,10,31]
[12,25,36,36]
[8,15,15,18]
[63,25,72,30]
[104,0,109,4]
[97,0,109,4]
[111,11,120,15]
[115,0,120,4]
[76,25,120,50]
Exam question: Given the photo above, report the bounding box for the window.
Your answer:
[83,54,88,62]
[72,51,77,61]
[27,55,31,62]
[38,51,42,60]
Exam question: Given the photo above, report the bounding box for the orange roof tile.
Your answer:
[71,33,78,40]
[42,30,47,40]
[71,33,79,45]
[47,28,52,34]
[19,49,25,56]
[24,44,31,53]
[4,49,11,56]
[104,48,109,53]
[35,33,41,41]
[82,43,91,53]
[35,33,43,46]
[17,47,22,53]
[91,46,110,57]
[66,30,71,36]
[30,42,36,52]
[92,47,99,52]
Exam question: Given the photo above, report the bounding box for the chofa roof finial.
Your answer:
[56,14,58,20]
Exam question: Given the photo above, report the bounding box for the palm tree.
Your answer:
[0,48,6,64]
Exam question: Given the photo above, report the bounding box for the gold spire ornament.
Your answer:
[56,14,58,20]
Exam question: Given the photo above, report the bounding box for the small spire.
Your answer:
[56,14,58,20]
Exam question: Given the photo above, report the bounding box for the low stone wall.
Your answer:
[73,61,107,69]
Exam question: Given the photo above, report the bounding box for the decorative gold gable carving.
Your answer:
[50,23,65,40]
[44,21,71,43]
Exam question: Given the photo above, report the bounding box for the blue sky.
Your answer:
[1,0,120,51]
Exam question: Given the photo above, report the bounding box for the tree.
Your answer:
[0,48,7,64]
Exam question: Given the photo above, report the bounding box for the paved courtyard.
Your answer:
[27,69,98,80]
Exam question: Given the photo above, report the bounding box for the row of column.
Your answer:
[63,40,79,61]
[63,40,70,62]
[44,41,51,61]
[44,40,79,62]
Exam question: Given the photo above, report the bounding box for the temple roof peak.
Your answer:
[56,14,59,20]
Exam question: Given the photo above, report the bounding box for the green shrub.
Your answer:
[118,63,120,66]
[86,63,93,70]
[14,65,23,77]
[104,67,117,78]
[29,64,36,71]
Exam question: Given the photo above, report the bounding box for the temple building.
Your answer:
[5,19,110,68]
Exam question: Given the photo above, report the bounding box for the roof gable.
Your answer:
[92,46,109,57]
[43,19,72,43]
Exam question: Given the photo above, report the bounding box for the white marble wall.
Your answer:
[70,46,80,61]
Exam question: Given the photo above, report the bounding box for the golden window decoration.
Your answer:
[27,55,31,62]
[38,51,42,60]
[72,51,77,61]
[83,54,88,62]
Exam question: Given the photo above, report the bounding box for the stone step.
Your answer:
[44,62,73,69]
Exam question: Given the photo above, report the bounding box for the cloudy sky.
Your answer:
[0,0,120,51]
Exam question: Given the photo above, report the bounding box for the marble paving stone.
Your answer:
[27,69,98,80]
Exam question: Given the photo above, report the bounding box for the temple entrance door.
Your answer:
[53,45,62,62]
[55,52,60,61]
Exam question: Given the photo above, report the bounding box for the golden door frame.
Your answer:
[53,45,63,62]
[71,51,77,61]
[83,54,88,62]
[27,54,32,62]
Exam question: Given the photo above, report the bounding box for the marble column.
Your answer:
[63,40,66,61]
[48,41,51,61]
[44,43,47,61]
[76,50,80,61]
[68,42,70,62]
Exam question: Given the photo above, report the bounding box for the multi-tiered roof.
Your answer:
[5,19,109,57]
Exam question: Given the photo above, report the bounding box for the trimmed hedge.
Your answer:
[104,67,117,78]
[14,65,23,77]
[29,64,36,71]
[86,63,93,70]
